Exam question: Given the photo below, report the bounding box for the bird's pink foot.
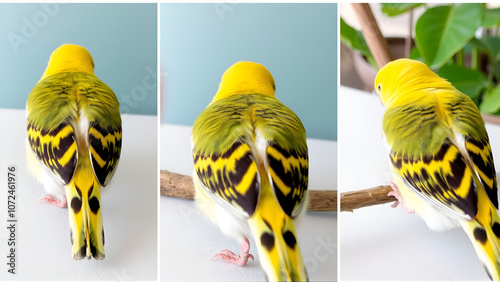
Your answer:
[387,181,414,214]
[211,237,254,266]
[38,195,67,208]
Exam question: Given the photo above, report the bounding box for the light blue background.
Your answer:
[0,3,157,115]
[161,3,337,140]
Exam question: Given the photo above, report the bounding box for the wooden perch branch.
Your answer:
[160,170,195,199]
[340,185,394,212]
[160,170,397,212]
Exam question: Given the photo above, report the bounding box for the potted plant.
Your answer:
[341,3,500,120]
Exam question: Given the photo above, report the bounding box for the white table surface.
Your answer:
[338,86,500,281]
[160,123,337,281]
[0,109,157,281]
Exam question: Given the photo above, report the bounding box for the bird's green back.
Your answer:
[192,93,308,218]
[192,93,307,156]
[27,72,121,130]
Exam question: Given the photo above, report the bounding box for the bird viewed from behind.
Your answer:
[191,61,309,281]
[26,44,122,260]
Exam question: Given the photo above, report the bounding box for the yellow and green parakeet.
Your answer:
[26,44,122,260]
[192,61,308,281]
[375,58,500,280]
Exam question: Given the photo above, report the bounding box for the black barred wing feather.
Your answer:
[193,141,259,217]
[384,93,484,221]
[27,121,77,185]
[27,72,121,187]
[26,73,80,185]
[447,93,498,209]
[79,72,122,187]
[252,95,309,218]
[465,137,498,208]
[89,123,122,186]
[390,140,478,220]
[193,94,308,218]
[267,143,308,218]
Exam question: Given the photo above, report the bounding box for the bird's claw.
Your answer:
[388,181,414,214]
[211,251,254,266]
[211,237,254,266]
[38,194,67,208]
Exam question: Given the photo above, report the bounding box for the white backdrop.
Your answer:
[0,110,158,281]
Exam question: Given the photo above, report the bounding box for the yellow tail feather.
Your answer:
[249,192,307,281]
[461,188,500,280]
[66,157,104,260]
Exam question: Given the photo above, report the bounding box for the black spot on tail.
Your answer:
[89,196,100,214]
[283,231,297,249]
[261,232,275,252]
[79,245,86,258]
[71,197,82,214]
[90,242,97,258]
[474,227,488,244]
[102,229,105,245]
[493,222,500,238]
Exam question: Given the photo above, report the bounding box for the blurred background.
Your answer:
[161,3,337,141]
[341,3,500,109]
[0,3,157,115]
[340,3,423,92]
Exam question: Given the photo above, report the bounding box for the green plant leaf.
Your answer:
[480,85,500,114]
[494,65,500,81]
[435,64,488,99]
[461,41,474,54]
[380,3,422,17]
[470,36,500,60]
[415,4,483,69]
[340,17,371,58]
[409,47,422,60]
[483,7,500,27]
[470,38,490,54]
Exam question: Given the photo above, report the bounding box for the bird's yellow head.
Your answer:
[374,58,452,106]
[42,44,95,79]
[213,61,276,101]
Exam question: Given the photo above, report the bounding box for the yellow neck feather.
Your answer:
[213,61,276,101]
[375,59,453,107]
[42,44,95,79]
